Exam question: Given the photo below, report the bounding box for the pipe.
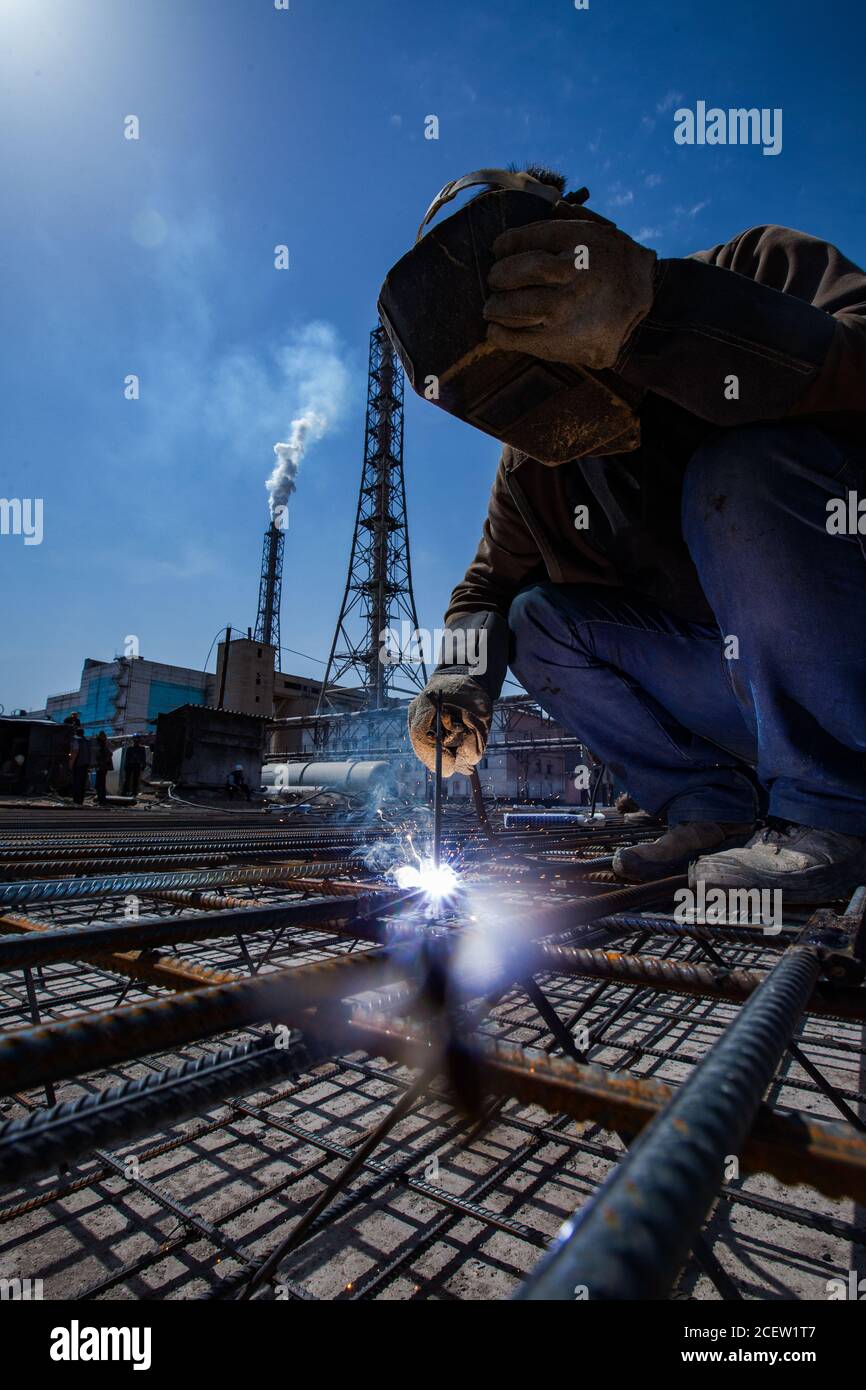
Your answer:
[261,761,394,794]
[217,625,231,709]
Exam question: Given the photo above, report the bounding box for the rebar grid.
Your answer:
[0,807,864,1302]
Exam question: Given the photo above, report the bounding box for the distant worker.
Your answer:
[123,735,147,797]
[69,725,92,806]
[94,731,113,806]
[392,165,866,900]
[226,764,251,801]
[0,744,26,794]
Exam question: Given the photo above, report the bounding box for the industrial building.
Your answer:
[38,643,351,739]
[40,654,214,736]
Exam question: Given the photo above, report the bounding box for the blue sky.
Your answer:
[1,0,864,712]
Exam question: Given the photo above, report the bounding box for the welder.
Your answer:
[384,167,866,900]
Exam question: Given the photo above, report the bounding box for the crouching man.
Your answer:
[394,166,866,900]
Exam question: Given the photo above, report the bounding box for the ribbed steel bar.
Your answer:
[0,912,238,993]
[532,940,866,1022]
[0,903,639,1098]
[0,889,410,971]
[144,879,384,910]
[348,1017,866,1202]
[516,939,824,1299]
[593,912,797,947]
[0,1034,336,1186]
[343,1051,866,1248]
[0,835,329,860]
[0,863,375,908]
[0,829,352,852]
[0,847,380,873]
[0,853,240,876]
[0,946,412,1096]
[145,889,266,911]
[0,873,686,973]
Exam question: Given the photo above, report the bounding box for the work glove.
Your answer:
[407,674,492,778]
[483,219,657,371]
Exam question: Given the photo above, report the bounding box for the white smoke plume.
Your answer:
[266,322,351,519]
[267,412,326,514]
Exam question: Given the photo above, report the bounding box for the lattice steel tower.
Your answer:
[318,325,427,710]
[254,522,284,660]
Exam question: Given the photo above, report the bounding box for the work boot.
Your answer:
[690,823,866,903]
[612,820,755,883]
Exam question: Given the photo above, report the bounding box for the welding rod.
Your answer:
[433,691,444,870]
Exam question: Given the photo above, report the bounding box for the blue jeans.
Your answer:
[509,425,866,833]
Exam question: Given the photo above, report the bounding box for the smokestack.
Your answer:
[256,320,351,666]
[254,522,284,657]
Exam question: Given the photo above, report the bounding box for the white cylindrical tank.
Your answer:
[261,760,394,796]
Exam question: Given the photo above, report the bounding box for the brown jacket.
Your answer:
[442,225,866,699]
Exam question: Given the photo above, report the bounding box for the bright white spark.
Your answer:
[394,859,459,901]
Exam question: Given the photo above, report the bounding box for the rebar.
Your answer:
[516,940,824,1299]
[0,1034,335,1186]
[0,803,862,1303]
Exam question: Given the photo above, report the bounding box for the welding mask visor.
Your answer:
[377,169,641,464]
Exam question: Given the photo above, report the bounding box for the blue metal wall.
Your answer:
[146,681,206,722]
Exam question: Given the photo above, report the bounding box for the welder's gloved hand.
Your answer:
[407,675,492,778]
[483,220,657,371]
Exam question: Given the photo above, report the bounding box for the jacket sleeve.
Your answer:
[436,450,543,702]
[616,225,866,425]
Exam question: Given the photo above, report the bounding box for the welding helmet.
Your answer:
[377,169,641,464]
